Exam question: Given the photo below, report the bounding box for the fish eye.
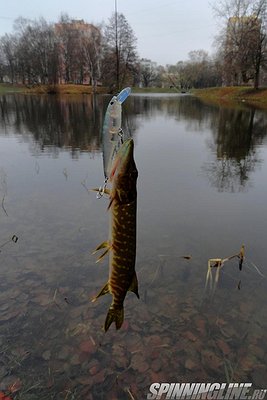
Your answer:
[110,101,114,105]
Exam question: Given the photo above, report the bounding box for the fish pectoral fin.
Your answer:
[104,306,124,332]
[107,197,114,210]
[92,241,109,253]
[96,248,110,263]
[92,241,112,262]
[128,272,139,299]
[91,282,110,303]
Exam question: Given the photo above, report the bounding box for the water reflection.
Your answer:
[0,95,103,158]
[1,93,267,194]
[1,94,267,192]
[204,107,267,192]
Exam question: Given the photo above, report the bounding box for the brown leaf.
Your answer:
[182,331,197,342]
[201,349,223,371]
[79,340,95,354]
[131,353,149,373]
[216,339,231,355]
[185,359,198,371]
[76,375,93,386]
[8,378,22,393]
[195,317,206,336]
[92,370,105,384]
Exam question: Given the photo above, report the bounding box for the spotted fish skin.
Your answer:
[93,138,139,331]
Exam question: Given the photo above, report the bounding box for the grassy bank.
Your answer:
[6,83,267,106]
[0,83,184,95]
[0,83,108,95]
[192,86,267,108]
[24,84,107,95]
[0,83,24,93]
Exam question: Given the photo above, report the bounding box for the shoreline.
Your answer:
[0,83,107,95]
[192,86,267,109]
[1,84,267,109]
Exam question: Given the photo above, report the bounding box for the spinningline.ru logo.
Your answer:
[146,383,267,400]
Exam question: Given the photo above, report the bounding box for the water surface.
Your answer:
[0,93,267,399]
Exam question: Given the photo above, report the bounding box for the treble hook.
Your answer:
[118,128,124,144]
[96,177,108,199]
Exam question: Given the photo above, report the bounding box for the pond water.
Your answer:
[0,93,267,399]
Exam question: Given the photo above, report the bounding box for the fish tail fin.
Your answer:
[104,306,124,332]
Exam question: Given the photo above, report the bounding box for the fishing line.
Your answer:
[1,194,8,216]
[244,259,265,278]
[124,112,133,140]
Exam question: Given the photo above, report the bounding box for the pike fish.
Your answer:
[92,138,139,331]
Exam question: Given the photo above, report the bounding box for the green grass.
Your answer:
[0,83,185,95]
[0,83,23,93]
[0,83,108,95]
[24,84,107,95]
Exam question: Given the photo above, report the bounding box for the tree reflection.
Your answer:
[0,94,103,158]
[204,107,267,192]
[1,94,267,191]
[127,96,267,193]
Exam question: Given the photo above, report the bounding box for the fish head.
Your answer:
[109,138,138,203]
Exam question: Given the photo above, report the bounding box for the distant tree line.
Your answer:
[0,0,266,90]
[0,13,138,90]
[163,50,223,91]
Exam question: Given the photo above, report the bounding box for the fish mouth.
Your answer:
[109,138,134,179]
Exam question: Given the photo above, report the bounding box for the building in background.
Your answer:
[55,19,102,85]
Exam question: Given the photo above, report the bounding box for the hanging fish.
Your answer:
[92,138,139,331]
[102,87,131,182]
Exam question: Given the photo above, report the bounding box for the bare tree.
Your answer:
[139,60,158,87]
[102,13,138,91]
[13,17,58,85]
[212,0,267,88]
[165,52,222,90]
[0,15,102,86]
[0,34,17,83]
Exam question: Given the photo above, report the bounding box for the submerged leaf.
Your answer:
[8,378,22,393]
[181,255,192,260]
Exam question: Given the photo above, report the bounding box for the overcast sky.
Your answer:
[0,0,219,65]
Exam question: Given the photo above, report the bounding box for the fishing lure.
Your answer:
[98,87,131,198]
